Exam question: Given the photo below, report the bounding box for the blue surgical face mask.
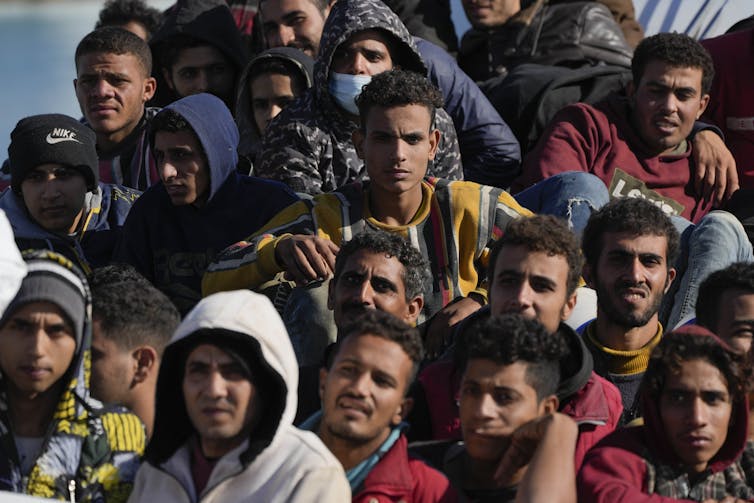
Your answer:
[328,72,372,116]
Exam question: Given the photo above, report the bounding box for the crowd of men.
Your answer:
[1,0,754,500]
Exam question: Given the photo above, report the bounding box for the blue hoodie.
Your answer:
[115,93,298,314]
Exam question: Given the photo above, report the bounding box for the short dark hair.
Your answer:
[696,262,754,331]
[641,325,752,407]
[460,314,567,400]
[582,198,680,270]
[355,69,443,131]
[632,32,715,95]
[159,34,228,73]
[149,108,195,143]
[90,264,180,356]
[260,0,329,15]
[331,310,424,387]
[333,230,429,302]
[488,215,583,297]
[75,26,152,75]
[95,0,163,39]
[249,59,309,97]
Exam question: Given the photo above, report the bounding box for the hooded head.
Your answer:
[313,0,426,116]
[640,324,752,475]
[0,250,94,420]
[147,290,298,465]
[149,0,247,109]
[150,93,239,205]
[236,47,315,156]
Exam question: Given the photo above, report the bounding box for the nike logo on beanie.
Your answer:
[46,128,82,145]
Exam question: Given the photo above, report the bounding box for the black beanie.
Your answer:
[8,114,99,194]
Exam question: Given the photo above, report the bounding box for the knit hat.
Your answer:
[7,114,99,194]
[0,251,88,349]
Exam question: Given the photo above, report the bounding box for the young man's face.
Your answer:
[319,334,413,449]
[331,30,394,76]
[261,0,330,57]
[461,0,520,29]
[489,245,576,334]
[354,104,439,196]
[250,72,297,135]
[327,249,423,328]
[712,289,754,354]
[89,318,136,407]
[165,45,236,108]
[629,60,709,156]
[183,344,258,458]
[587,231,676,329]
[460,359,555,463]
[75,51,156,145]
[21,164,88,235]
[0,302,77,399]
[659,358,732,474]
[154,129,210,207]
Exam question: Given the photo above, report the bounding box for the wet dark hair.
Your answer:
[582,197,680,270]
[95,0,163,39]
[355,69,443,130]
[333,230,429,302]
[632,32,715,95]
[696,262,754,332]
[75,26,152,75]
[330,310,424,387]
[459,314,567,400]
[488,215,583,298]
[641,326,752,406]
[90,264,179,356]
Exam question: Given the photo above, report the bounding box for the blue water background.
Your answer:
[0,0,750,161]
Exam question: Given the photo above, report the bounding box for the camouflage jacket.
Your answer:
[255,0,463,194]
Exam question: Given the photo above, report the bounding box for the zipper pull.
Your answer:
[68,479,76,503]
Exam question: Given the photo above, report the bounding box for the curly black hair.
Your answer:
[582,197,679,270]
[95,0,163,39]
[76,26,153,75]
[632,32,715,94]
[459,314,567,399]
[355,69,444,130]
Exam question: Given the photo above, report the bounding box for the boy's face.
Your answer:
[319,334,413,449]
[21,164,88,234]
[154,129,210,207]
[712,289,754,354]
[330,30,394,76]
[165,45,236,108]
[182,344,258,458]
[353,104,439,197]
[459,359,553,463]
[250,72,297,135]
[74,51,156,145]
[659,358,732,474]
[0,302,77,399]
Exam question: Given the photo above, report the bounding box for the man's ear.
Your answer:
[143,76,157,102]
[324,0,336,18]
[697,93,710,119]
[405,296,424,326]
[561,290,578,322]
[132,346,158,385]
[393,396,414,425]
[540,395,559,415]
[327,278,336,310]
[664,267,677,294]
[162,67,175,91]
[427,128,440,161]
[582,263,594,289]
[319,367,328,400]
[352,128,365,159]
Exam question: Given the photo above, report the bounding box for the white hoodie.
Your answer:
[127,290,350,503]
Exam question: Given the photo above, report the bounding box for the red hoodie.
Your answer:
[578,326,754,502]
[515,94,713,223]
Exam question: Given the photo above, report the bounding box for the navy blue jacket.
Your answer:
[416,37,522,189]
[115,94,298,314]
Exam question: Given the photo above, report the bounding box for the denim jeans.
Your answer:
[661,210,754,329]
[513,172,610,236]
